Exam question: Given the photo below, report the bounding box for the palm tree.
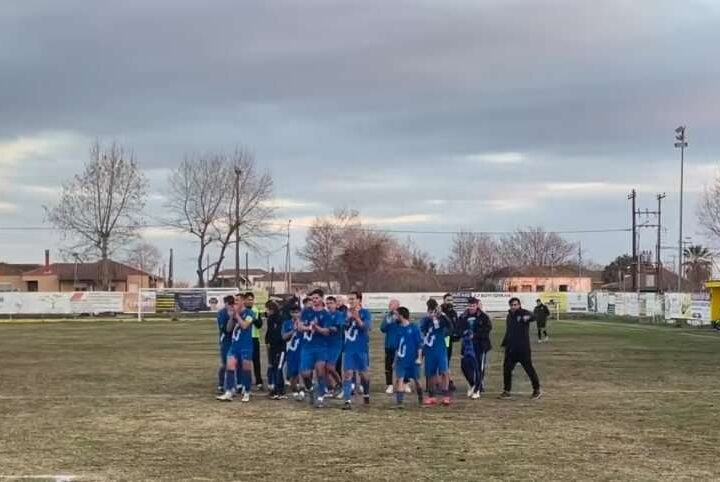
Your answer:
[682,245,713,292]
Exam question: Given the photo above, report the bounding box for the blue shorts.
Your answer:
[343,351,369,372]
[286,349,301,378]
[325,343,342,364]
[424,351,449,377]
[301,348,326,373]
[230,343,253,362]
[395,363,419,381]
[219,341,232,365]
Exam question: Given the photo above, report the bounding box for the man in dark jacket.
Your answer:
[440,293,459,392]
[264,300,286,399]
[500,297,541,400]
[456,297,493,398]
[533,299,551,342]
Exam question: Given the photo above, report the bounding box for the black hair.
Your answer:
[509,297,521,306]
[536,299,542,303]
[245,292,255,299]
[290,304,301,313]
[350,290,363,301]
[302,297,311,305]
[443,293,452,299]
[397,306,410,319]
[265,300,279,311]
[309,288,325,298]
[223,295,235,305]
[426,299,438,311]
[326,296,337,302]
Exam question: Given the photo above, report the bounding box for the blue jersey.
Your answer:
[380,312,402,350]
[420,315,451,356]
[282,318,301,353]
[232,308,255,350]
[326,310,346,348]
[344,307,372,354]
[217,308,232,345]
[461,329,476,359]
[300,307,329,351]
[395,323,422,368]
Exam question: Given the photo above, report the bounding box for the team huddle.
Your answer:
[215,290,544,409]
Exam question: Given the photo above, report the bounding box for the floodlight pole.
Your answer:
[674,126,688,291]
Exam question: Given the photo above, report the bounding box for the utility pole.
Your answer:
[284,219,292,293]
[675,126,687,291]
[234,167,242,290]
[168,248,174,288]
[629,190,637,291]
[656,193,666,292]
[245,252,249,290]
[577,243,583,278]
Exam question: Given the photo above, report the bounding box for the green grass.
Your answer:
[0,318,719,481]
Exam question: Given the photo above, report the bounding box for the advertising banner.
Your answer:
[123,291,157,314]
[70,292,124,314]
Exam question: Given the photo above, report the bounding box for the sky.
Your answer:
[1,0,719,284]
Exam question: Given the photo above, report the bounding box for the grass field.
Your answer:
[0,318,719,481]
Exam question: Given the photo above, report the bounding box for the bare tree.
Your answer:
[208,150,275,286]
[166,150,276,288]
[339,229,393,291]
[698,174,720,241]
[123,240,162,275]
[298,208,360,291]
[166,154,228,287]
[45,141,148,289]
[446,231,500,276]
[499,226,575,268]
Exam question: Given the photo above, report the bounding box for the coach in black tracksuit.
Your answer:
[500,297,542,400]
[264,300,286,398]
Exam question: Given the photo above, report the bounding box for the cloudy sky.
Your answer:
[1,0,719,283]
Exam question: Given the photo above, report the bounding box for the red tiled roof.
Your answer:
[0,263,41,276]
[23,260,148,281]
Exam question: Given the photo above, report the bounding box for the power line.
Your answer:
[0,223,631,236]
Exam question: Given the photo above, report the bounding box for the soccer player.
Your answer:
[216,295,236,393]
[265,300,286,400]
[282,305,304,401]
[217,301,253,401]
[392,306,424,408]
[534,299,551,342]
[500,297,542,400]
[324,296,345,398]
[299,288,331,407]
[243,292,264,391]
[380,299,401,394]
[440,293,459,393]
[420,298,452,406]
[456,297,492,398]
[341,291,372,410]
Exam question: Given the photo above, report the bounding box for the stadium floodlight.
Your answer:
[674,126,688,291]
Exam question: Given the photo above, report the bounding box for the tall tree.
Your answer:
[499,226,575,268]
[46,141,148,289]
[446,231,500,276]
[297,208,360,291]
[339,229,393,291]
[166,150,275,288]
[683,245,713,292]
[208,150,275,286]
[601,254,634,284]
[123,240,162,275]
[698,174,720,241]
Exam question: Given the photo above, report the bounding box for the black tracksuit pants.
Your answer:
[384,348,395,386]
[503,349,540,393]
[252,338,263,386]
